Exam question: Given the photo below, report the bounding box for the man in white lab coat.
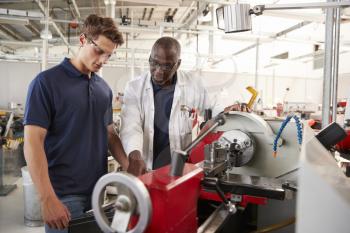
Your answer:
[120,37,211,176]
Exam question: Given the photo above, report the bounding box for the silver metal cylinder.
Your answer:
[21,166,43,227]
[331,3,341,123]
[322,6,335,128]
[170,152,186,177]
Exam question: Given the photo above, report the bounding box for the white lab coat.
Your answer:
[120,70,211,170]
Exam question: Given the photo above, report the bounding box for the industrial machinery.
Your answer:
[89,111,301,233]
[0,110,24,196]
[297,124,350,233]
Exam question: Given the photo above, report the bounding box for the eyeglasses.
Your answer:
[84,34,114,60]
[149,56,179,72]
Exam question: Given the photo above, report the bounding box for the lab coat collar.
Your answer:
[145,71,185,91]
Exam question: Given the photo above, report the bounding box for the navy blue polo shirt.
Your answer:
[24,58,113,197]
[152,74,177,169]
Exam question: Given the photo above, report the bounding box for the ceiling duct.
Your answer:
[104,0,116,18]
[0,24,25,41]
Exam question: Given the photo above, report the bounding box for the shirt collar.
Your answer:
[151,72,177,92]
[61,57,97,80]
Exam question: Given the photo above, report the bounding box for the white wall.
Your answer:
[1,60,349,111]
[0,61,140,108]
[0,61,40,108]
[102,66,142,94]
[194,70,324,109]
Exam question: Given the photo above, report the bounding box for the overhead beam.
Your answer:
[51,23,69,48]
[0,39,47,47]
[181,1,207,27]
[0,29,13,40]
[117,0,181,7]
[25,20,40,37]
[165,8,171,17]
[35,0,75,55]
[172,8,178,17]
[200,0,236,5]
[178,1,196,23]
[67,4,77,19]
[49,6,196,10]
[147,8,154,21]
[272,21,312,38]
[0,24,25,41]
[176,1,207,40]
[0,16,29,25]
[70,0,81,19]
[141,8,147,20]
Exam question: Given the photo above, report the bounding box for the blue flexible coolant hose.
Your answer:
[272,115,303,157]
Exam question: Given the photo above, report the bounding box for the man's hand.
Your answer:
[41,195,71,230]
[127,150,146,176]
[224,103,251,113]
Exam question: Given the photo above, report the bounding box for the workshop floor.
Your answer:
[0,178,44,233]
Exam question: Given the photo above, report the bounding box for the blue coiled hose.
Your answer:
[272,115,303,157]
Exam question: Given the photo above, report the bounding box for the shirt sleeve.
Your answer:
[23,75,53,129]
[120,82,144,156]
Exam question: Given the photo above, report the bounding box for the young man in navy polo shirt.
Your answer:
[23,15,129,233]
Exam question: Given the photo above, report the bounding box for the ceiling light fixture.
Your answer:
[121,15,131,25]
[216,2,350,33]
[40,28,52,40]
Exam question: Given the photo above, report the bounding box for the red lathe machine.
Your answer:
[92,112,299,233]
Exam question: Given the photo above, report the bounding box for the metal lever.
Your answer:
[213,177,237,214]
[202,177,236,214]
[170,113,226,176]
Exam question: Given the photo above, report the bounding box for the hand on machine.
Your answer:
[126,150,147,177]
[223,86,258,113]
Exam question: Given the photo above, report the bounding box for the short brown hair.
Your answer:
[82,14,124,46]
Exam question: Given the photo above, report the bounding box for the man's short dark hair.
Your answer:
[152,37,181,58]
[82,14,124,46]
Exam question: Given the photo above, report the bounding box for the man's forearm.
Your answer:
[24,141,56,202]
[108,132,129,170]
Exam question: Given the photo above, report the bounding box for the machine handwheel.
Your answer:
[92,172,152,233]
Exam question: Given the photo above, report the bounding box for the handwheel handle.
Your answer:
[92,172,152,233]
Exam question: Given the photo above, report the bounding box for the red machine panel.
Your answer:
[138,163,203,233]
